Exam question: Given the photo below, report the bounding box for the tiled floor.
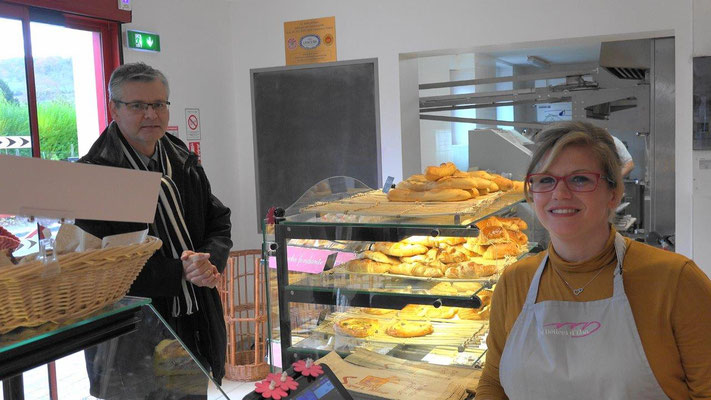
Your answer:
[1,350,259,400]
[209,378,260,399]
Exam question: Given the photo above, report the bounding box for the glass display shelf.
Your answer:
[277,176,525,229]
[0,297,230,400]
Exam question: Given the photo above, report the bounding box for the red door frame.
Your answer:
[0,3,122,156]
[0,2,41,157]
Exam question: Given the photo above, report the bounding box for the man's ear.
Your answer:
[108,100,118,120]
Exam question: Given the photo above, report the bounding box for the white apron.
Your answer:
[499,233,668,399]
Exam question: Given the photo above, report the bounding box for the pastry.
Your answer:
[444,261,498,278]
[400,304,458,319]
[362,250,400,265]
[498,217,528,231]
[372,242,429,257]
[482,242,521,260]
[401,235,437,248]
[362,307,397,316]
[390,262,444,278]
[386,320,434,338]
[478,226,511,245]
[424,162,457,181]
[334,318,380,338]
[458,305,491,321]
[343,258,391,274]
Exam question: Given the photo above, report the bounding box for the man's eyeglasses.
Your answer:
[526,172,614,193]
[114,100,170,113]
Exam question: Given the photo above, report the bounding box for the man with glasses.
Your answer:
[76,62,231,399]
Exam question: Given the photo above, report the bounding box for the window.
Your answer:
[0,2,120,255]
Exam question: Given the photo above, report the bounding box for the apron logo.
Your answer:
[542,321,601,338]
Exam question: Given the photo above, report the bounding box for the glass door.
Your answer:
[0,3,120,256]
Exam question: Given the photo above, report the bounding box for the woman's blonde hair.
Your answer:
[524,121,624,203]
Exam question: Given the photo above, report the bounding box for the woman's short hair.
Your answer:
[524,121,623,202]
[108,62,170,101]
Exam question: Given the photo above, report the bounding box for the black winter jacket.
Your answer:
[76,122,232,382]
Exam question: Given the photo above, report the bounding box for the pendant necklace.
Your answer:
[552,264,606,296]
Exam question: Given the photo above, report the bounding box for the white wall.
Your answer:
[226,0,695,257]
[125,0,701,265]
[122,0,241,245]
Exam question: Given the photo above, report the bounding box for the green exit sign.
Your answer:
[126,30,160,52]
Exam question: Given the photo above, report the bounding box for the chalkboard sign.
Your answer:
[251,59,381,230]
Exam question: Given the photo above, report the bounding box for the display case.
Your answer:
[263,177,535,371]
[0,297,230,399]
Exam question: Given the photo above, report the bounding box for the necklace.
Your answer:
[552,264,607,296]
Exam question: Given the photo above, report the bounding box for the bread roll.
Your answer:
[373,242,429,257]
[434,236,467,246]
[512,180,525,193]
[344,259,391,274]
[483,242,521,260]
[489,181,500,192]
[424,162,457,181]
[362,250,400,265]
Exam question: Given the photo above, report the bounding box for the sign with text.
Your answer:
[268,246,355,274]
[284,16,336,66]
[185,108,201,140]
[126,30,160,52]
[188,141,201,163]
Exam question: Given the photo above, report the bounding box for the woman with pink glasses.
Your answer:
[475,121,711,399]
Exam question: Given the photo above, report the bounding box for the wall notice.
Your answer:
[284,16,336,66]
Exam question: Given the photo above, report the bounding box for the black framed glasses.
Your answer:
[114,100,170,113]
[526,172,614,193]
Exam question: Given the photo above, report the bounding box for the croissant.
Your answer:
[362,250,400,265]
[373,242,428,257]
[343,259,391,274]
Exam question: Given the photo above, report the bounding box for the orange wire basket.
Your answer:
[218,249,269,381]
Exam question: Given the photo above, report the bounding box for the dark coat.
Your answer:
[76,122,232,383]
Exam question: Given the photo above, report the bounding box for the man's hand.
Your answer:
[181,250,220,288]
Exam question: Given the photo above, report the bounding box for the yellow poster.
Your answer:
[284,16,336,66]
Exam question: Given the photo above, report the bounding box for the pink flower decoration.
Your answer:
[254,379,288,399]
[267,372,299,391]
[292,358,324,378]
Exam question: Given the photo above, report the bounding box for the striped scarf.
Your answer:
[116,132,199,317]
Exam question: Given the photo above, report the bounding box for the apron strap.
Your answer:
[524,231,629,305]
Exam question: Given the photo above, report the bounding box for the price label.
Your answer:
[382,176,395,193]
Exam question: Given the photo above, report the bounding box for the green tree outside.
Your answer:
[0,96,78,160]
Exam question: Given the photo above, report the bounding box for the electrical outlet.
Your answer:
[118,0,131,11]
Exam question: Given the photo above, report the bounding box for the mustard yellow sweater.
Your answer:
[475,229,711,399]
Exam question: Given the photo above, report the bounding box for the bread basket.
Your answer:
[0,236,162,334]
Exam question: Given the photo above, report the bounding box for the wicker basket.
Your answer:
[218,250,269,381]
[0,236,162,334]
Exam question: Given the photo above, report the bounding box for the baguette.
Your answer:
[434,176,492,190]
[490,174,514,191]
[467,170,495,180]
[387,188,472,202]
[424,162,457,181]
